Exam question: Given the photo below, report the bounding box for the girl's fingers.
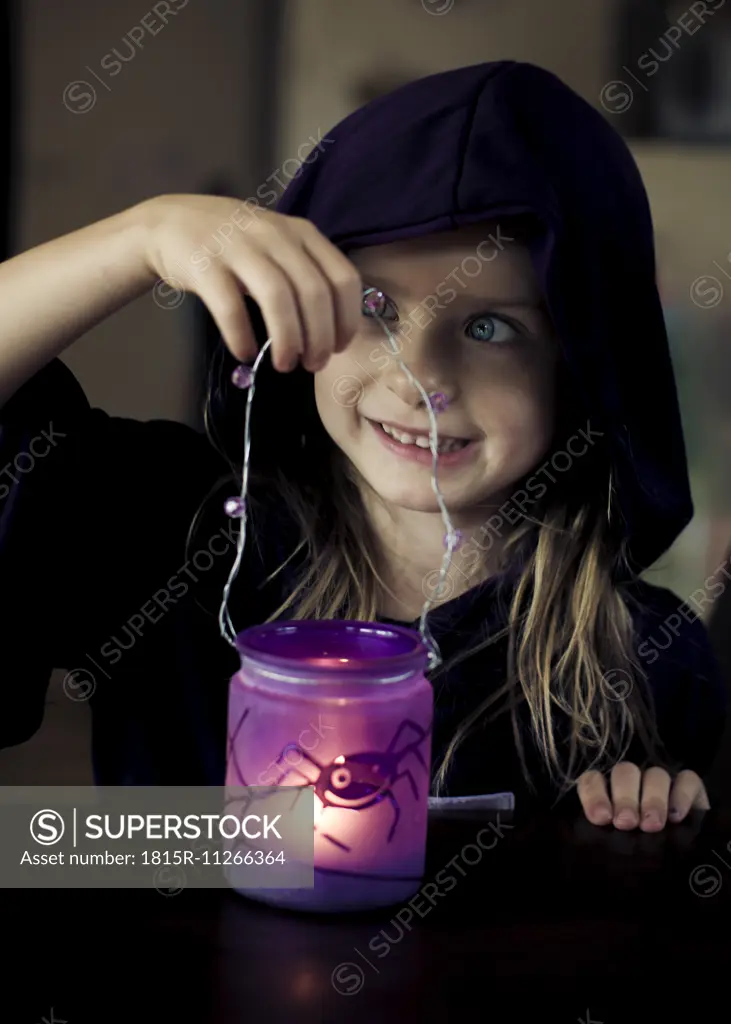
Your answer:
[191,266,257,363]
[578,763,709,832]
[225,247,305,371]
[576,770,613,826]
[609,761,642,830]
[150,201,364,372]
[297,220,363,353]
[638,766,672,832]
[262,235,337,372]
[668,770,710,823]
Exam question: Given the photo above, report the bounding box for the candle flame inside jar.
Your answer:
[313,794,325,823]
[305,657,351,666]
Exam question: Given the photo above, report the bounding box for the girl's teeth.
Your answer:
[380,423,467,453]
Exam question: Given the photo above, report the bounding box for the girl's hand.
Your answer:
[137,194,363,373]
[577,762,710,832]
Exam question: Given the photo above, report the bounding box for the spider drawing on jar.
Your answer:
[226,709,432,851]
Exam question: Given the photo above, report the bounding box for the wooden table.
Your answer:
[7,804,731,1023]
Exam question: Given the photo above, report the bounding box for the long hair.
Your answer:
[193,312,673,798]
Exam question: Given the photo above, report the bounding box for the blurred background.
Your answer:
[1,0,730,783]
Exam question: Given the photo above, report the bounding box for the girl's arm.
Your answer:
[0,206,153,409]
[0,195,362,410]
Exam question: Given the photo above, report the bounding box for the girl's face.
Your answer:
[313,223,558,518]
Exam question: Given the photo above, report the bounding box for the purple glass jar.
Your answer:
[226,620,433,912]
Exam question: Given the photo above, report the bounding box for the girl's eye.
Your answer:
[466,314,519,345]
[361,288,398,321]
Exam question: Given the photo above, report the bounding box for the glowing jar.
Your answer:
[226,619,433,912]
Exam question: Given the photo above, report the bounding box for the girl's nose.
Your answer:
[382,356,458,411]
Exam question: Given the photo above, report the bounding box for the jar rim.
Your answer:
[235,619,428,678]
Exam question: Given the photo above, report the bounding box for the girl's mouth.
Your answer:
[368,419,479,466]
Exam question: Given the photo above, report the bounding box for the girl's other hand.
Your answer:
[576,763,710,832]
[137,195,363,373]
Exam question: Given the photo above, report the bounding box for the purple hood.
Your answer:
[218,60,691,573]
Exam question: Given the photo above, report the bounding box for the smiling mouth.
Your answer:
[372,420,470,454]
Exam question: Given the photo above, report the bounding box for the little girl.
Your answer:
[0,60,725,831]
